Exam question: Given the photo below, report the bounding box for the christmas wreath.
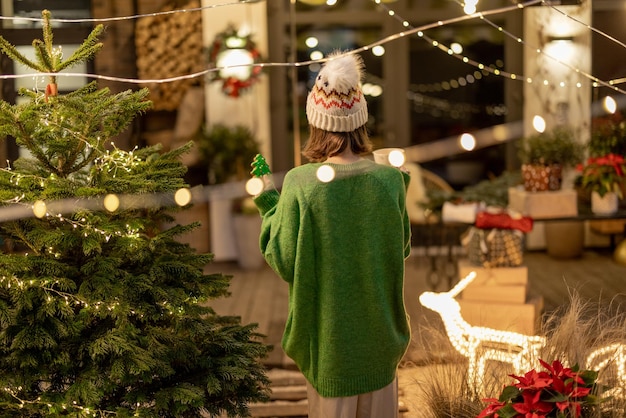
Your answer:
[207,25,263,98]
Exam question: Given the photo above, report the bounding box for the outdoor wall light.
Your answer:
[548,35,574,42]
[545,35,576,63]
[298,0,327,5]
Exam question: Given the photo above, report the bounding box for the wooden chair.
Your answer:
[404,162,454,225]
[422,168,455,194]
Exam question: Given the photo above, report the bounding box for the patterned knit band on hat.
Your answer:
[306,52,368,132]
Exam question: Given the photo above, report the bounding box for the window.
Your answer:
[1,0,91,28]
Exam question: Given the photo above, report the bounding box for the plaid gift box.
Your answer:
[462,227,524,268]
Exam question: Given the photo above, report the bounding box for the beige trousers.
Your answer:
[306,377,399,418]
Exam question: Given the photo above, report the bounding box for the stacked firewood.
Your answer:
[135,0,204,111]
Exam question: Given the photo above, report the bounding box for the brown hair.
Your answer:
[302,125,372,162]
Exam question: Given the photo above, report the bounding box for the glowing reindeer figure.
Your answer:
[586,342,626,400]
[419,272,547,390]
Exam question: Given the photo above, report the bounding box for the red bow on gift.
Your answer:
[475,211,533,233]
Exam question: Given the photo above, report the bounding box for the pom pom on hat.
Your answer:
[306,51,368,132]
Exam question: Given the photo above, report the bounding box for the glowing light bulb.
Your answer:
[316,165,335,183]
[174,188,192,206]
[33,200,47,218]
[372,45,385,56]
[460,133,476,151]
[103,194,120,212]
[388,149,406,167]
[604,96,617,114]
[305,36,319,48]
[464,3,476,14]
[310,50,324,61]
[245,177,265,196]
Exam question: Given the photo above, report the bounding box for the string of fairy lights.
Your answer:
[0,1,543,85]
[0,0,260,24]
[375,0,626,94]
[0,0,623,223]
[2,0,622,92]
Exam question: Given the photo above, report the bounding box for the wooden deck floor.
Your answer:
[206,248,626,370]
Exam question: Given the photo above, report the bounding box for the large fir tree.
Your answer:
[0,10,270,417]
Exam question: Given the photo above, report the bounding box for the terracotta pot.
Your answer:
[545,221,584,259]
[522,164,563,192]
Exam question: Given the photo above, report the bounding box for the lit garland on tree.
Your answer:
[0,10,270,417]
[207,24,263,98]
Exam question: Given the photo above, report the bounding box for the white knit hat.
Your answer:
[306,52,368,132]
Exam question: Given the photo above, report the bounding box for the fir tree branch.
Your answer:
[55,25,104,73]
[32,39,55,73]
[13,117,61,177]
[0,37,41,71]
[41,10,54,58]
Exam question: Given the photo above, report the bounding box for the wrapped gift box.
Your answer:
[442,201,482,224]
[457,259,528,304]
[459,296,544,335]
[461,283,527,304]
[508,187,577,219]
[462,227,524,268]
[458,259,528,286]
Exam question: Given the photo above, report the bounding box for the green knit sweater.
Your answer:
[253,158,411,398]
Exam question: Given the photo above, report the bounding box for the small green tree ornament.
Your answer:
[250,153,271,177]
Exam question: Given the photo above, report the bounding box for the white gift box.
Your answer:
[442,201,483,224]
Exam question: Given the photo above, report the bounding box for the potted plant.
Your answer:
[517,127,585,258]
[576,154,626,215]
[517,127,585,192]
[199,123,260,185]
[582,114,626,242]
[587,112,626,158]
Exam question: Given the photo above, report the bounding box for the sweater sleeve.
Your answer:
[253,185,300,284]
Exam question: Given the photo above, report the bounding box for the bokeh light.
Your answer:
[174,188,192,206]
[532,115,546,133]
[316,165,336,183]
[33,200,47,218]
[388,149,406,167]
[103,194,120,212]
[604,96,617,114]
[245,177,265,196]
[459,133,476,151]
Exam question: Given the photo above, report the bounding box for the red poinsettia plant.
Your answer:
[478,359,603,418]
[576,153,626,198]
